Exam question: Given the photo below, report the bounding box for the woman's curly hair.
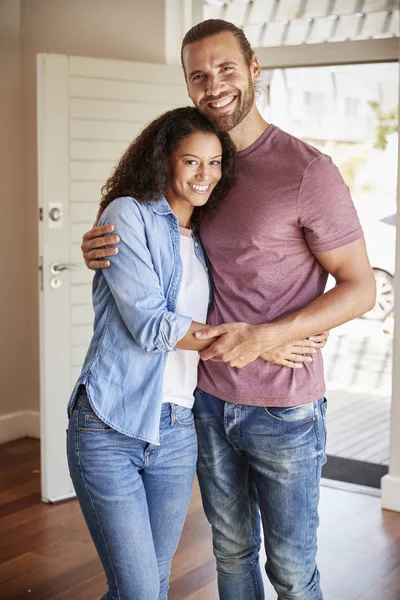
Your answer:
[101,107,236,227]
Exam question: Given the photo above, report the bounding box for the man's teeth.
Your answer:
[210,96,234,108]
[189,184,210,192]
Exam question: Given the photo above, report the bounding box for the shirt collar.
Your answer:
[147,196,173,216]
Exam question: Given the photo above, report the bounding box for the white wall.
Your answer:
[0,0,26,422]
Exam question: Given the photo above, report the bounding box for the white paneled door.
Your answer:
[37,54,187,502]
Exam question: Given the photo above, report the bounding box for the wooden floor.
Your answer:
[1,439,400,600]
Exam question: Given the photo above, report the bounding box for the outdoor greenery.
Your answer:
[368,101,398,151]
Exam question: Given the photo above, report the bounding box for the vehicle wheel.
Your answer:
[363,269,395,321]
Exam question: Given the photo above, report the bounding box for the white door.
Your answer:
[37,53,187,502]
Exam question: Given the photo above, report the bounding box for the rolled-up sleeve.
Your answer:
[98,197,192,353]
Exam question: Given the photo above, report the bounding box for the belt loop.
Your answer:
[170,403,175,426]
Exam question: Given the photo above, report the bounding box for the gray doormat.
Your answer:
[322,455,388,489]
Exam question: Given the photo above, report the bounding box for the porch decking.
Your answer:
[323,318,392,466]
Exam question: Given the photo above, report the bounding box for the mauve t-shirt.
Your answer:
[198,124,363,407]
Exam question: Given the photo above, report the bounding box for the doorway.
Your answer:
[261,62,399,489]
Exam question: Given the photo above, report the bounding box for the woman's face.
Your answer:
[167,132,223,210]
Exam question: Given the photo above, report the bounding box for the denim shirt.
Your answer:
[68,196,211,444]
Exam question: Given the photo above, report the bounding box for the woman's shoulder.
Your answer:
[102,196,140,215]
[100,196,152,224]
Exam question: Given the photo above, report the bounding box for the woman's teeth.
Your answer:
[189,184,210,193]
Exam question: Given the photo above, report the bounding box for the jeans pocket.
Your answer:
[264,401,316,424]
[174,405,195,427]
[77,395,113,432]
[81,413,113,431]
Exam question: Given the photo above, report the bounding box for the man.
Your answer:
[81,19,376,600]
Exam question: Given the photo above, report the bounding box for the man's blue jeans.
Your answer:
[67,388,197,600]
[193,390,327,600]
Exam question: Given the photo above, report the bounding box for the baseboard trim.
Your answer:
[381,474,400,512]
[0,411,40,444]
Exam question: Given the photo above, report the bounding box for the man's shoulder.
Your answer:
[270,125,327,169]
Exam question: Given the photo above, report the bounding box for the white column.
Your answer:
[165,0,203,65]
[382,68,400,513]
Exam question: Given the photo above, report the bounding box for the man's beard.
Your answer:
[198,76,255,133]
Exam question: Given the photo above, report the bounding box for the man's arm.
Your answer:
[196,237,376,368]
[79,217,329,363]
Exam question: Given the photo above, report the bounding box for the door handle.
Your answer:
[49,262,80,275]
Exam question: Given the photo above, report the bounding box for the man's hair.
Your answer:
[181,19,254,71]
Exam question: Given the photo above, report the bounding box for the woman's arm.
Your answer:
[176,321,218,351]
[99,197,198,353]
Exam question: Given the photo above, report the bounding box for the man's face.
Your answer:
[182,32,259,132]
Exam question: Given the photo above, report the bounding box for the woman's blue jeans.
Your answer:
[67,388,197,600]
[193,389,327,600]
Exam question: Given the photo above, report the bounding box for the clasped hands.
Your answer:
[195,322,329,369]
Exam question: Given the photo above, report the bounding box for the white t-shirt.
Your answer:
[162,227,209,409]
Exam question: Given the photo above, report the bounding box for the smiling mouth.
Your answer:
[208,95,236,110]
[189,183,211,194]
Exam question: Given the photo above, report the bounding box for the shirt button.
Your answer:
[194,242,199,247]
[205,267,208,272]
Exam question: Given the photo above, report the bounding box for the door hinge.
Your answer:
[39,256,44,291]
[39,207,43,221]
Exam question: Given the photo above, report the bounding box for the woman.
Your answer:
[67,107,236,600]
[67,107,316,600]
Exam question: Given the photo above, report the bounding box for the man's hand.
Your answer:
[81,206,120,270]
[81,225,120,270]
[197,322,264,367]
[196,325,330,368]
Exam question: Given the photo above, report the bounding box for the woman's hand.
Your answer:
[260,332,330,369]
